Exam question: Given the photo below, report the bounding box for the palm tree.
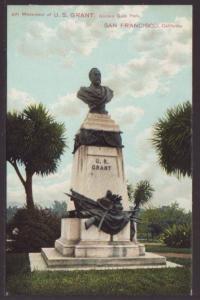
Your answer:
[152,101,191,177]
[133,180,154,209]
[128,180,154,241]
[7,104,66,210]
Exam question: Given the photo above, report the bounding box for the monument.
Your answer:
[41,68,166,268]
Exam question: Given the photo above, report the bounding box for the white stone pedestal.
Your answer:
[68,113,129,211]
[55,218,80,256]
[55,218,145,258]
[41,248,167,269]
[41,113,166,269]
[56,112,136,257]
[68,146,129,210]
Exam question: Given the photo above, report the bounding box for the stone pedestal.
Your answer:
[74,242,145,258]
[55,218,144,258]
[68,113,129,211]
[62,113,132,251]
[41,113,167,269]
[41,248,167,269]
[55,219,80,256]
[69,146,129,210]
[80,112,120,132]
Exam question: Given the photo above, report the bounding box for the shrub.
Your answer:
[7,205,18,223]
[160,223,191,248]
[137,203,192,240]
[7,206,61,252]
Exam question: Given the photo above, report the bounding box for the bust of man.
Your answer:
[77,68,113,114]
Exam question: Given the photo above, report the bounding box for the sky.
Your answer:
[7,5,192,211]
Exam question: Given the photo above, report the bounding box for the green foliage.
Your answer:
[7,205,18,223]
[7,104,67,209]
[128,181,154,241]
[133,180,154,208]
[128,180,154,209]
[7,104,66,176]
[160,223,191,248]
[152,101,191,177]
[50,200,67,217]
[137,202,191,240]
[7,207,61,252]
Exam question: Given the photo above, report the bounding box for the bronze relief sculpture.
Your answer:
[65,189,139,236]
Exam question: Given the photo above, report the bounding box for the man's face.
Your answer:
[90,69,101,87]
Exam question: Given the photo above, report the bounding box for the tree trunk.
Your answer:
[25,172,35,210]
[9,160,35,210]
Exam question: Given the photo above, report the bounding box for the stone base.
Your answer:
[55,239,77,256]
[55,218,138,257]
[30,252,180,271]
[74,241,145,258]
[41,248,167,268]
[55,239,144,258]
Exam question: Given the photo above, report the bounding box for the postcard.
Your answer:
[6,4,192,296]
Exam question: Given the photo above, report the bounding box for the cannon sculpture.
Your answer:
[64,189,140,236]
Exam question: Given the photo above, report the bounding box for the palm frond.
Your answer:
[152,101,191,178]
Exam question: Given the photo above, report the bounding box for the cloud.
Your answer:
[126,127,192,211]
[57,19,100,56]
[105,57,160,98]
[17,19,100,65]
[134,127,155,161]
[105,16,192,98]
[33,180,71,208]
[111,105,144,127]
[7,88,87,119]
[50,93,86,117]
[7,88,38,112]
[7,164,72,208]
[18,22,56,58]
[16,5,148,65]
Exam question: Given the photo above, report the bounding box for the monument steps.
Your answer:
[41,247,167,268]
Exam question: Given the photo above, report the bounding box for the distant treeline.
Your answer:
[7,200,67,223]
[137,202,191,240]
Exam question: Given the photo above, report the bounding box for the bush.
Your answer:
[7,205,18,223]
[7,206,61,252]
[160,223,191,248]
[137,203,192,240]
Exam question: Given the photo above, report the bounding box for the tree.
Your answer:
[50,200,67,217]
[137,202,192,240]
[7,104,66,210]
[133,180,154,209]
[128,180,154,241]
[131,180,154,209]
[152,101,191,177]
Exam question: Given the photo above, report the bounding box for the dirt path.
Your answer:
[155,252,191,258]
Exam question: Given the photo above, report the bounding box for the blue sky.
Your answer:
[7,5,192,211]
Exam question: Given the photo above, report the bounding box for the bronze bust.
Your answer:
[77,68,113,114]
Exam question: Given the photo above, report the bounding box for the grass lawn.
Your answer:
[6,253,191,296]
[145,244,191,254]
[167,257,191,268]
